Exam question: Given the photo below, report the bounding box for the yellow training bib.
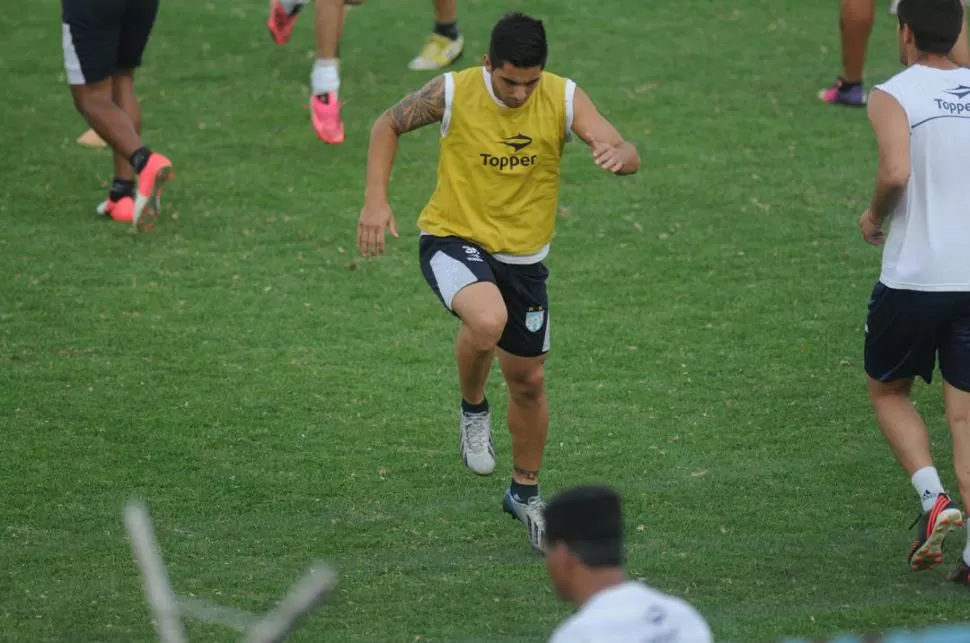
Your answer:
[417,66,575,260]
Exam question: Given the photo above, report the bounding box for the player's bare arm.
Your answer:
[364,75,446,201]
[358,76,446,257]
[570,86,640,175]
[383,74,446,135]
[866,89,911,223]
[861,88,911,245]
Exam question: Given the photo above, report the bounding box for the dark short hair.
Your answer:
[488,12,548,69]
[544,485,624,567]
[897,0,964,55]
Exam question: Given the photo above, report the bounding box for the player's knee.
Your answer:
[508,365,545,404]
[71,92,89,116]
[70,90,105,122]
[466,308,507,350]
[867,376,913,403]
[947,400,970,435]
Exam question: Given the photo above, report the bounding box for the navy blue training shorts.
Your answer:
[62,0,160,86]
[864,281,970,392]
[419,234,550,358]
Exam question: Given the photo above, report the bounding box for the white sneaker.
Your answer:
[502,491,546,552]
[459,408,495,475]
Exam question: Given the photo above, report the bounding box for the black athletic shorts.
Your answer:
[61,0,160,86]
[864,281,970,392]
[419,235,550,358]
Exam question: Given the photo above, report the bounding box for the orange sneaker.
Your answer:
[310,93,344,144]
[267,0,302,45]
[133,153,174,233]
[908,494,964,571]
[96,195,134,223]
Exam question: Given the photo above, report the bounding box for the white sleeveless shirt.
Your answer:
[872,65,970,292]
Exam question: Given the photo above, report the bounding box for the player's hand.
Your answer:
[859,209,884,246]
[584,134,627,173]
[357,200,398,257]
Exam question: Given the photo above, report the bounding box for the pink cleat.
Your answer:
[267,0,301,45]
[133,153,174,233]
[310,93,345,144]
[817,78,867,107]
[96,195,134,223]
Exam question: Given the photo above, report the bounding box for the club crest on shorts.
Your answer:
[525,307,545,333]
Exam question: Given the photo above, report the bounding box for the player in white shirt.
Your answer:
[817,0,969,107]
[265,0,464,144]
[543,486,713,643]
[859,0,970,585]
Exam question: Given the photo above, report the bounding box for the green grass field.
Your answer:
[2,0,968,641]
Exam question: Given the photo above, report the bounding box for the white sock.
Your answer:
[278,0,308,14]
[311,59,340,97]
[911,466,945,512]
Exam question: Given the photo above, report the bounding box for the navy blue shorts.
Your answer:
[864,282,970,392]
[419,235,550,358]
[61,0,159,86]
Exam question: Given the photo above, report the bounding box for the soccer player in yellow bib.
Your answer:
[356,12,640,551]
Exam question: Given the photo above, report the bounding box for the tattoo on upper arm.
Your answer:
[384,75,445,135]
